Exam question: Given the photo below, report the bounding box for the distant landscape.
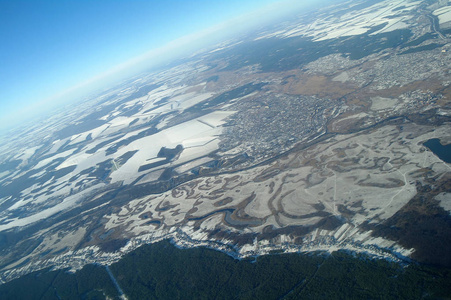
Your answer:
[0,0,450,298]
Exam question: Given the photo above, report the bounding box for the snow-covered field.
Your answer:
[103,123,450,255]
[0,183,104,231]
[0,0,449,285]
[433,5,451,24]
[0,61,238,234]
[255,0,421,41]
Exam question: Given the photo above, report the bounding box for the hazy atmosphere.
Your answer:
[0,0,319,130]
[0,0,449,298]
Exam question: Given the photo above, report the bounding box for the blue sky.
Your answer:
[0,0,317,130]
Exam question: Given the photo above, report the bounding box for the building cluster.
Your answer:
[219,92,334,168]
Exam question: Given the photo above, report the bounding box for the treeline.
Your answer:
[111,240,450,299]
[0,264,119,300]
[1,240,450,299]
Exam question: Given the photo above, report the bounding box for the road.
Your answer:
[426,13,446,40]
[106,265,128,300]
